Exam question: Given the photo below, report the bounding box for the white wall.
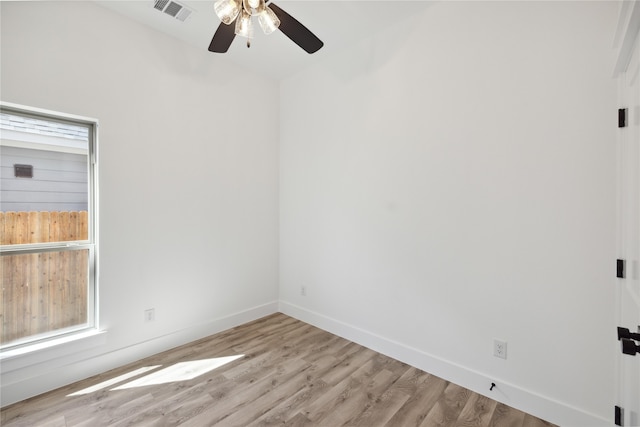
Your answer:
[279,2,618,425]
[1,1,279,405]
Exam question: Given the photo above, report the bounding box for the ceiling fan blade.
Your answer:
[269,3,323,54]
[208,20,237,53]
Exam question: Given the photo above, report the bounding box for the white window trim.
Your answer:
[0,101,101,355]
[0,329,107,373]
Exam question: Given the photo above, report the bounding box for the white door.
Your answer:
[616,2,640,425]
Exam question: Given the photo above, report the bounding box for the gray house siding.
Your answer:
[0,145,88,212]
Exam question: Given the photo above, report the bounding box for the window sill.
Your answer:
[0,329,107,373]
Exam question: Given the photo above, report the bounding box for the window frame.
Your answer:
[0,101,99,352]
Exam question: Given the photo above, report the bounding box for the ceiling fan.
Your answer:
[208,0,323,54]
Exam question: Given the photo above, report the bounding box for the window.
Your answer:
[0,103,97,350]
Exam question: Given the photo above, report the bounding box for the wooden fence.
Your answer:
[1,211,88,245]
[1,211,89,345]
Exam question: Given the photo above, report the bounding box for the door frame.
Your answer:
[614,1,640,426]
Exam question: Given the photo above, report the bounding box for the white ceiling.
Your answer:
[93,1,432,80]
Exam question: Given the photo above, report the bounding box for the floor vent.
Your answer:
[153,0,192,22]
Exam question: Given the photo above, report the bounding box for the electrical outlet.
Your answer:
[144,308,155,322]
[300,286,307,296]
[493,339,507,359]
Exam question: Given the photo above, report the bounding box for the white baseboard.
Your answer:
[1,301,278,408]
[278,301,609,427]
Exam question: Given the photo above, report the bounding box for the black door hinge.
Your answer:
[617,326,640,355]
[619,108,627,128]
[617,259,625,278]
[615,405,623,426]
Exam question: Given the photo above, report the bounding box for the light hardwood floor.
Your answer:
[1,313,556,426]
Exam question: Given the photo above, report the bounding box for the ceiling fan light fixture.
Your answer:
[235,9,254,39]
[209,1,324,54]
[214,0,240,25]
[258,6,280,35]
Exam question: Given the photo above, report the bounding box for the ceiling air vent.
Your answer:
[153,0,192,22]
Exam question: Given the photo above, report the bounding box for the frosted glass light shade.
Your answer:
[247,0,260,10]
[214,0,240,25]
[242,0,263,16]
[235,10,254,38]
[258,6,280,35]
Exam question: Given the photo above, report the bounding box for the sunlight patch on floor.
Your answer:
[66,355,244,397]
[111,355,244,390]
[67,366,161,396]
